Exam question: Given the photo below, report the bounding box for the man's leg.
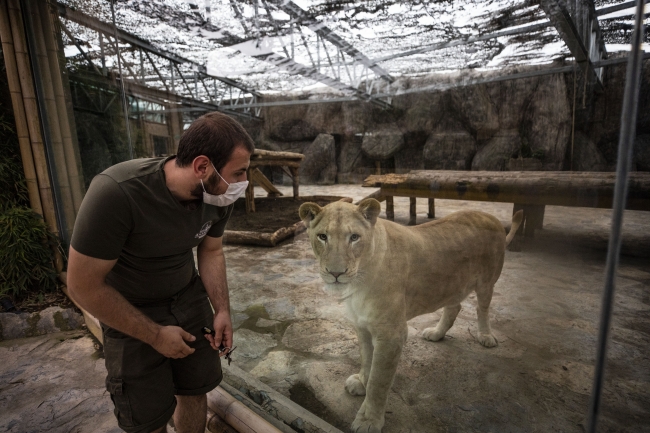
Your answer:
[173,394,207,433]
[150,426,167,433]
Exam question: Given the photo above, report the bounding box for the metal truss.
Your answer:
[57,3,263,119]
[540,0,607,88]
[226,0,393,108]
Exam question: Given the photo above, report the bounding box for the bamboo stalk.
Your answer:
[207,409,239,433]
[48,1,84,191]
[0,0,43,216]
[27,0,76,239]
[7,0,62,271]
[41,0,85,212]
[207,387,283,433]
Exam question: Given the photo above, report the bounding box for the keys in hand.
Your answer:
[201,326,237,365]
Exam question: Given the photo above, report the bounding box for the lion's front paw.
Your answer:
[422,327,446,342]
[351,410,384,433]
[345,374,366,396]
[477,333,498,348]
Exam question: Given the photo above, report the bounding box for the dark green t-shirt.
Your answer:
[70,156,233,303]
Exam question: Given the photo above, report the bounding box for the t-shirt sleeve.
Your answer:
[206,204,234,238]
[70,174,132,260]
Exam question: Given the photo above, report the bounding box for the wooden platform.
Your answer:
[362,170,650,245]
[245,149,304,213]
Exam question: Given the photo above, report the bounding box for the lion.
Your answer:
[298,198,523,433]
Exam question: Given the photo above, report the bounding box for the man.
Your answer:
[67,112,254,433]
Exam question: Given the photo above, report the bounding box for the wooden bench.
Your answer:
[362,170,650,241]
[245,149,304,213]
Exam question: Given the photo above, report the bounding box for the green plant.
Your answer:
[0,204,58,298]
[0,113,28,208]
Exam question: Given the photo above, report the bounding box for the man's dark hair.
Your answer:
[175,112,255,171]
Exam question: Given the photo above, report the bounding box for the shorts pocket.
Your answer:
[106,377,134,428]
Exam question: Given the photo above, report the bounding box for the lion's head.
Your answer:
[299,198,381,288]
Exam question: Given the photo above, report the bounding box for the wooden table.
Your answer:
[245,149,304,213]
[362,170,650,238]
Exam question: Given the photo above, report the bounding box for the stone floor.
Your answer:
[226,185,650,433]
[1,184,648,433]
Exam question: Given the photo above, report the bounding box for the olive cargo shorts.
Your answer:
[102,275,222,433]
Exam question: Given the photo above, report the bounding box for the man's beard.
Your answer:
[190,171,220,200]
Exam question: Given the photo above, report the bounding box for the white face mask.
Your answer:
[201,163,248,207]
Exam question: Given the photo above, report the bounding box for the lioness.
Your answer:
[298,198,523,433]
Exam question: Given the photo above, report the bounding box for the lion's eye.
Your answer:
[317,234,327,241]
[350,234,360,242]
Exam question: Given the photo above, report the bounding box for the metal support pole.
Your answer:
[586,0,646,431]
[170,59,175,93]
[139,48,144,83]
[98,32,106,73]
[109,0,133,159]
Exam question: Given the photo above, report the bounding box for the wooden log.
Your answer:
[245,168,255,213]
[251,168,282,197]
[206,387,284,433]
[249,160,302,169]
[223,222,306,247]
[289,167,299,199]
[428,198,435,218]
[207,409,239,433]
[0,0,42,216]
[362,171,650,211]
[251,149,304,160]
[385,196,394,221]
[409,197,417,226]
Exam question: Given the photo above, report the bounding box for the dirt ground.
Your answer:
[227,196,347,233]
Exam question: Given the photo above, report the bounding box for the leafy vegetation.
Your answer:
[0,60,59,301]
[0,206,58,298]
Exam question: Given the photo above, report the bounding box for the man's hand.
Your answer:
[151,326,196,358]
[205,312,233,355]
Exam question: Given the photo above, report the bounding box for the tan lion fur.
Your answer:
[299,198,523,433]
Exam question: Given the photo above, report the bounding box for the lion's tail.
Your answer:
[505,210,524,247]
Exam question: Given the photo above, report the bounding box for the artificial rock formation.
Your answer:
[254,64,649,179]
[300,134,337,185]
[472,129,522,171]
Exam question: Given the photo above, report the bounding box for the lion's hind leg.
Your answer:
[475,285,498,347]
[423,304,461,342]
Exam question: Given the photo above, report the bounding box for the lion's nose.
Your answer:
[327,269,347,278]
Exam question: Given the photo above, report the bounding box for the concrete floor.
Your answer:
[226,185,650,433]
[1,184,648,433]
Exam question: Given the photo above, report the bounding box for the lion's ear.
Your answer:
[299,202,322,226]
[356,198,381,225]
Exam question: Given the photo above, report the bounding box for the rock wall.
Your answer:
[251,62,650,184]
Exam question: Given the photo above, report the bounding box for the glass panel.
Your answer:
[11,1,646,433]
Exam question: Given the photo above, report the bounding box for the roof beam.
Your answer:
[56,2,261,97]
[251,50,392,109]
[273,0,394,83]
[596,0,649,17]
[367,0,644,68]
[539,0,606,88]
[242,53,650,108]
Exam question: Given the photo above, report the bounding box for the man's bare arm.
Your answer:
[67,246,196,358]
[197,236,232,351]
